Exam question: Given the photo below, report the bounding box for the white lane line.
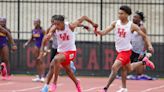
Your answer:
[12,86,41,92]
[12,83,63,92]
[83,86,103,92]
[0,82,14,86]
[83,84,115,92]
[141,85,164,92]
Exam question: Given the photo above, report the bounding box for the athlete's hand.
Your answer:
[92,24,98,36]
[92,23,98,28]
[42,46,51,56]
[37,52,44,61]
[23,42,28,48]
[145,53,152,58]
[45,33,52,40]
[138,54,144,60]
[83,25,90,31]
[11,45,17,51]
[148,46,154,54]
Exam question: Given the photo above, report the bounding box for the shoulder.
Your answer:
[140,24,147,34]
[68,22,74,31]
[31,29,35,32]
[111,21,117,27]
[46,26,51,34]
[111,21,117,25]
[131,23,138,28]
[131,23,140,32]
[5,28,11,33]
[49,25,57,33]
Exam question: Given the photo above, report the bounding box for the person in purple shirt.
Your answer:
[24,19,45,82]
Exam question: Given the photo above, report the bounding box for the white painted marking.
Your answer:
[12,83,63,92]
[83,84,115,92]
[0,82,14,86]
[141,85,164,92]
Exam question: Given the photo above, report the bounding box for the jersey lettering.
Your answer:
[59,33,69,41]
[118,28,126,38]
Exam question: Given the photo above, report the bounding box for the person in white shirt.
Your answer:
[39,15,97,92]
[96,5,154,92]
[118,11,153,92]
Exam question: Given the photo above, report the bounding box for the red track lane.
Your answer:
[0,75,164,92]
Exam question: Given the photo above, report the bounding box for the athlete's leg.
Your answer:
[1,45,10,75]
[48,54,65,92]
[63,64,78,84]
[121,66,128,88]
[117,67,128,92]
[51,54,65,84]
[70,61,76,73]
[63,64,81,92]
[50,48,57,61]
[46,60,55,84]
[41,49,58,92]
[33,46,45,79]
[126,61,143,72]
[135,65,145,75]
[127,60,154,73]
[44,48,57,83]
[41,56,56,92]
[104,59,122,91]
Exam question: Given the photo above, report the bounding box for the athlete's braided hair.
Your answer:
[135,11,145,22]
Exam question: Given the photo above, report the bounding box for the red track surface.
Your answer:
[0,75,164,92]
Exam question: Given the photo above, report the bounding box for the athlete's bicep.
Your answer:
[140,26,147,34]
[69,17,84,30]
[45,26,56,40]
[49,26,56,34]
[69,21,80,29]
[104,21,116,33]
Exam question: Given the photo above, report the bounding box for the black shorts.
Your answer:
[50,48,57,61]
[130,51,145,63]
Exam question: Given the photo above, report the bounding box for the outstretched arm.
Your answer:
[140,25,148,52]
[24,33,33,48]
[69,16,97,31]
[37,26,56,59]
[96,21,116,36]
[0,26,16,45]
[46,24,54,34]
[132,23,154,53]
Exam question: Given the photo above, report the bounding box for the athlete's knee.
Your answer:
[53,57,61,65]
[136,68,144,75]
[127,66,133,73]
[110,67,118,76]
[2,59,9,64]
[49,61,55,70]
[36,59,43,65]
[111,65,119,73]
[65,67,72,73]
